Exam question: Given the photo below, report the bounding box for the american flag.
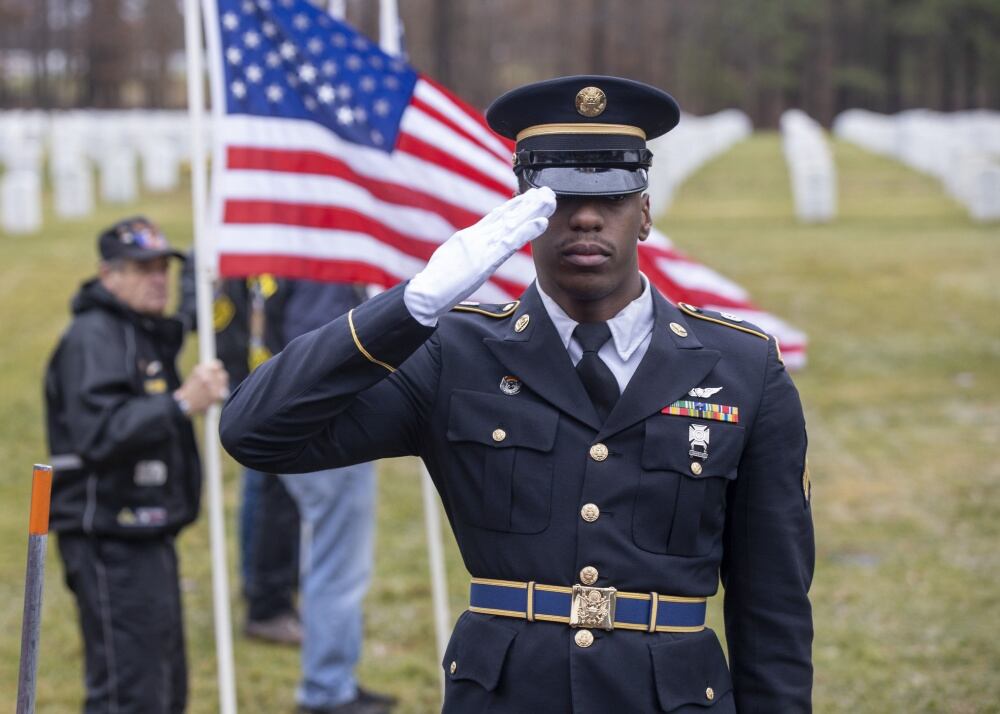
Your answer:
[205,0,807,368]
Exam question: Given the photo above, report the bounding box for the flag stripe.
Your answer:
[396,131,514,198]
[413,77,512,159]
[226,147,483,229]
[221,115,510,213]
[410,95,510,165]
[400,108,514,187]
[224,200,440,261]
[215,224,428,280]
[222,199,533,300]
[223,154,478,234]
[220,255,406,287]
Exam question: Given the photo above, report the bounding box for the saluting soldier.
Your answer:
[220,75,814,713]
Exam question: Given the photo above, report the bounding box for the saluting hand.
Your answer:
[174,359,229,415]
[404,187,556,326]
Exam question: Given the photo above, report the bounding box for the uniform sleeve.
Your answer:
[219,283,439,474]
[721,337,814,712]
[56,322,185,465]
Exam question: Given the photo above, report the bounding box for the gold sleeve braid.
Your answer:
[347,309,396,373]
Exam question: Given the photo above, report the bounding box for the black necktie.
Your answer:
[573,322,620,421]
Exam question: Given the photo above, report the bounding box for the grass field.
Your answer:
[0,133,997,712]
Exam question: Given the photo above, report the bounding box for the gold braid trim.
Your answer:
[677,304,768,340]
[348,309,396,373]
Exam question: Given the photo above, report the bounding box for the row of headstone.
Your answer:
[833,108,1000,222]
[780,110,837,223]
[0,110,203,234]
[646,109,753,215]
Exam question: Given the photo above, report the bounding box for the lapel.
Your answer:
[597,289,721,440]
[483,284,603,431]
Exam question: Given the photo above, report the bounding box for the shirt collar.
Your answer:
[535,273,654,361]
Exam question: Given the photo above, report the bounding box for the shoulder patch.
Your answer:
[677,302,768,341]
[451,300,520,318]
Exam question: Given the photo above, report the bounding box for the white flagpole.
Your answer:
[327,0,346,19]
[183,1,238,712]
[379,0,402,55]
[377,0,450,693]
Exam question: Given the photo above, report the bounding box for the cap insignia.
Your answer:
[575,86,607,118]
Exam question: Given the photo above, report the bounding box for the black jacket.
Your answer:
[45,279,201,537]
[221,283,814,713]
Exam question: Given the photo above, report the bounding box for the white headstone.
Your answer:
[835,107,1000,222]
[968,164,1000,222]
[647,109,752,216]
[99,148,138,204]
[53,161,95,218]
[141,140,179,193]
[1,169,43,234]
[2,136,44,172]
[781,110,837,223]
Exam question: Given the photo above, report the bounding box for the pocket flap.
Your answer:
[447,389,558,451]
[442,613,517,691]
[650,630,733,711]
[642,416,743,479]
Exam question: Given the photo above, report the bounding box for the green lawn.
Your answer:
[0,133,997,712]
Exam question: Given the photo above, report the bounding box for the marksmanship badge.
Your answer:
[689,424,710,460]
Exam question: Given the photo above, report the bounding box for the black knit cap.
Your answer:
[98,216,184,262]
[486,75,680,196]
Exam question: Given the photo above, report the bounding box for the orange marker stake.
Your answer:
[17,464,53,714]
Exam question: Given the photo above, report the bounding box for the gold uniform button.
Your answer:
[492,428,507,442]
[669,322,688,338]
[706,687,715,701]
[589,443,609,462]
[580,503,600,522]
[580,566,599,585]
[449,660,457,675]
[574,629,594,648]
[690,462,703,476]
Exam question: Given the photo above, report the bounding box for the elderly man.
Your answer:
[221,76,814,713]
[45,217,227,713]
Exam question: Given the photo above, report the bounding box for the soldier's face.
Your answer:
[100,257,171,316]
[531,192,651,308]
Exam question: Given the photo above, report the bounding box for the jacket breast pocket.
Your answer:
[446,389,557,534]
[633,416,744,557]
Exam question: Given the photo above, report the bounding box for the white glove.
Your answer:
[404,187,556,326]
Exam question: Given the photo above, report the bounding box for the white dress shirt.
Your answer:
[536,274,655,395]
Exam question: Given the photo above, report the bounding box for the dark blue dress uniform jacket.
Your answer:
[220,281,814,713]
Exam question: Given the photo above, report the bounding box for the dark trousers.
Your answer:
[57,534,187,714]
[244,471,300,621]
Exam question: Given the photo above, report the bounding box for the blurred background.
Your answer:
[2,0,1000,121]
[0,1,998,713]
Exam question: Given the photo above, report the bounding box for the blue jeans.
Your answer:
[239,469,265,591]
[240,469,299,619]
[281,463,376,709]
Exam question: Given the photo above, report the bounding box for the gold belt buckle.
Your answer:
[570,584,617,631]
